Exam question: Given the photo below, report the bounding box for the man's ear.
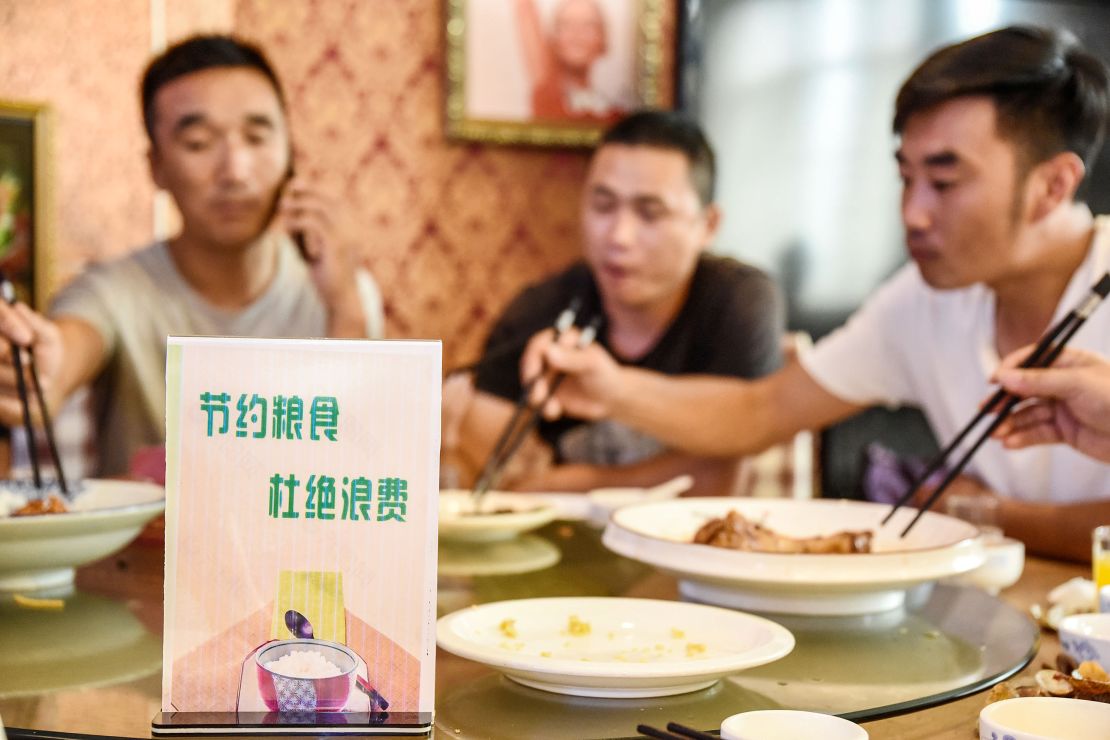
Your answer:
[701,203,722,248]
[1029,151,1085,222]
[148,146,168,191]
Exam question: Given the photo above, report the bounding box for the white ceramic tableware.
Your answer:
[979,696,1110,740]
[0,479,165,591]
[949,535,1025,595]
[436,596,794,698]
[439,490,558,542]
[721,710,868,740]
[603,497,985,615]
[586,474,694,528]
[1058,612,1110,667]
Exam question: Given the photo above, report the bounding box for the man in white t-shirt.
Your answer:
[0,35,383,476]
[522,26,1110,562]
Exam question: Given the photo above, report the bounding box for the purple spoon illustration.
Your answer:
[284,609,314,639]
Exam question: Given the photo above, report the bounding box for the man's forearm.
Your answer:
[999,496,1110,563]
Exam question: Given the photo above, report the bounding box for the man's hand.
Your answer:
[521,327,623,421]
[992,346,1110,462]
[279,179,367,337]
[0,301,64,427]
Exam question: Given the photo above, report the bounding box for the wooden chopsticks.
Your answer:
[471,313,602,506]
[0,274,68,495]
[636,721,717,739]
[884,271,1110,537]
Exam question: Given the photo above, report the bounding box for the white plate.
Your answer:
[440,490,559,542]
[603,498,984,615]
[439,534,561,577]
[436,596,794,698]
[0,479,166,591]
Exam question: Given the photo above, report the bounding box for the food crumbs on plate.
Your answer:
[567,614,591,636]
[685,643,706,657]
[13,593,64,610]
[498,618,517,639]
[671,628,685,639]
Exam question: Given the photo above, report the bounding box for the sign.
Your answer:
[154,337,439,735]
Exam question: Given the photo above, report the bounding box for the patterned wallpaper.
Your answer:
[1,0,675,369]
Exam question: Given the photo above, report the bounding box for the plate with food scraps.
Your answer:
[603,498,984,615]
[439,490,559,542]
[0,479,166,591]
[436,596,794,698]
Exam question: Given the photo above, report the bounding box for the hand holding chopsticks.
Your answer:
[0,273,67,495]
[471,311,602,504]
[883,271,1110,537]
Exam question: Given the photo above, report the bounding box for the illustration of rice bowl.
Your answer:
[255,638,359,712]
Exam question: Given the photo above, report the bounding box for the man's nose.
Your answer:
[608,207,637,249]
[901,183,933,232]
[217,140,253,184]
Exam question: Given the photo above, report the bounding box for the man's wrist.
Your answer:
[325,288,367,338]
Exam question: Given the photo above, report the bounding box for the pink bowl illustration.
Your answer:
[255,638,359,712]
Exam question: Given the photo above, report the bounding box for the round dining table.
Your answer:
[0,517,1085,739]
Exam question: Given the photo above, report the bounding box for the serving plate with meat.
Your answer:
[602,498,985,615]
[0,479,165,592]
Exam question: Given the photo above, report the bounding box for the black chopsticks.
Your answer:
[471,312,601,505]
[0,274,67,495]
[884,271,1110,537]
[636,722,717,739]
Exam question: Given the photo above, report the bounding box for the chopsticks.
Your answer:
[884,271,1110,537]
[0,274,67,496]
[636,722,717,739]
[471,314,602,505]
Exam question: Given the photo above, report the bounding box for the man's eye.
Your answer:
[246,130,271,146]
[932,180,956,192]
[590,197,617,212]
[637,206,666,222]
[182,138,212,152]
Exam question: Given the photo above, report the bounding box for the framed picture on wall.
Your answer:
[445,0,668,147]
[0,101,50,308]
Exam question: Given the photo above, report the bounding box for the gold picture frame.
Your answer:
[0,100,52,309]
[445,0,667,147]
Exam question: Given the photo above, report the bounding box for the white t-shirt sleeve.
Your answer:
[797,265,922,408]
[355,268,385,339]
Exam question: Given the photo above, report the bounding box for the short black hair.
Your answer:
[140,34,286,142]
[600,109,716,205]
[894,26,1110,172]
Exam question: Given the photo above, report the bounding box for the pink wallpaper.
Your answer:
[0,0,675,368]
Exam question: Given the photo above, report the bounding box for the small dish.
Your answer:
[586,475,693,528]
[979,696,1110,740]
[0,479,166,591]
[436,596,794,698]
[948,535,1025,595]
[439,534,561,577]
[721,710,867,740]
[439,490,558,542]
[1059,613,1110,668]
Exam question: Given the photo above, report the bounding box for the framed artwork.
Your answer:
[445,0,667,147]
[0,100,50,308]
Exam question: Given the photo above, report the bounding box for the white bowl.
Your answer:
[436,596,794,698]
[979,696,1110,740]
[1059,613,1110,667]
[439,490,558,542]
[721,710,867,740]
[0,479,165,591]
[603,498,984,615]
[948,536,1025,595]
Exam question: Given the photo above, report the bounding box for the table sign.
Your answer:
[153,337,440,736]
